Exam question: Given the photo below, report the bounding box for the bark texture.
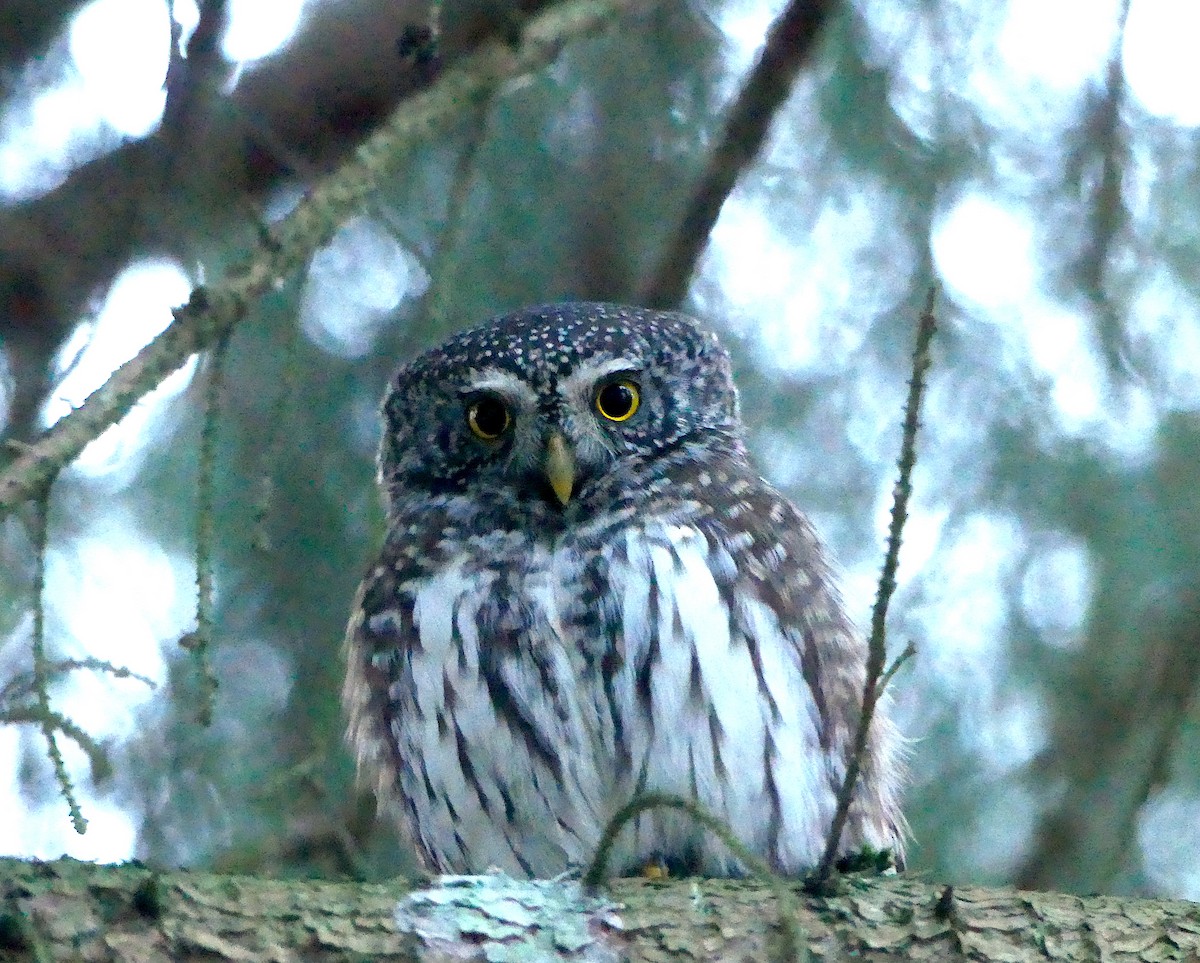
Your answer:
[1,857,1198,961]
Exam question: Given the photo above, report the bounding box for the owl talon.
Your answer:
[641,859,669,881]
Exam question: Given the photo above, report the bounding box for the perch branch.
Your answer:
[4,856,1200,961]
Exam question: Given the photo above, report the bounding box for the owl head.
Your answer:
[378,302,744,514]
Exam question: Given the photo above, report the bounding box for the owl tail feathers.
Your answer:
[841,712,912,872]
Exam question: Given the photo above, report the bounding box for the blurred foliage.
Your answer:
[2,0,1200,904]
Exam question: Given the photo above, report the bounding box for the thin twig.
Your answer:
[1,657,156,703]
[192,336,229,726]
[422,100,497,334]
[0,705,111,783]
[28,482,87,834]
[583,792,806,961]
[811,288,937,888]
[638,0,834,308]
[250,314,301,553]
[877,641,916,696]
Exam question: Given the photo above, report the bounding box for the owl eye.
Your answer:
[467,396,511,440]
[595,379,640,422]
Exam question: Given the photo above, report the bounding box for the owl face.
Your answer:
[379,302,743,512]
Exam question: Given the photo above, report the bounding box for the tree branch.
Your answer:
[1072,0,1132,374]
[0,0,628,445]
[1,857,1196,962]
[0,0,642,518]
[0,0,77,77]
[1016,585,1200,893]
[637,0,835,308]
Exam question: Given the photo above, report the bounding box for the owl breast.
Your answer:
[380,514,839,877]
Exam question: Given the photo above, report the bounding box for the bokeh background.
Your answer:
[3,0,1200,899]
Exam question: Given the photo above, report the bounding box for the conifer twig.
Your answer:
[190,337,229,726]
[811,288,936,889]
[28,483,87,834]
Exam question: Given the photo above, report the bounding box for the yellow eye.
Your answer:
[596,379,640,422]
[467,396,511,440]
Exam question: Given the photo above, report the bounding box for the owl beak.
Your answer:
[544,432,576,506]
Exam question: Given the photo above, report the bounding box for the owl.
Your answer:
[343,302,904,878]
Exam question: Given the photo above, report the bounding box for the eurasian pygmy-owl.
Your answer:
[344,302,904,877]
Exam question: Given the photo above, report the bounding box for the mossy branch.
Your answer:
[5,855,1198,961]
[0,0,641,520]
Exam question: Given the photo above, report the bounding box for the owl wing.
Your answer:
[692,475,907,862]
[595,465,904,873]
[342,558,422,856]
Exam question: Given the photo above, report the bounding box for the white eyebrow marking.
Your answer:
[561,357,640,401]
[460,369,538,407]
